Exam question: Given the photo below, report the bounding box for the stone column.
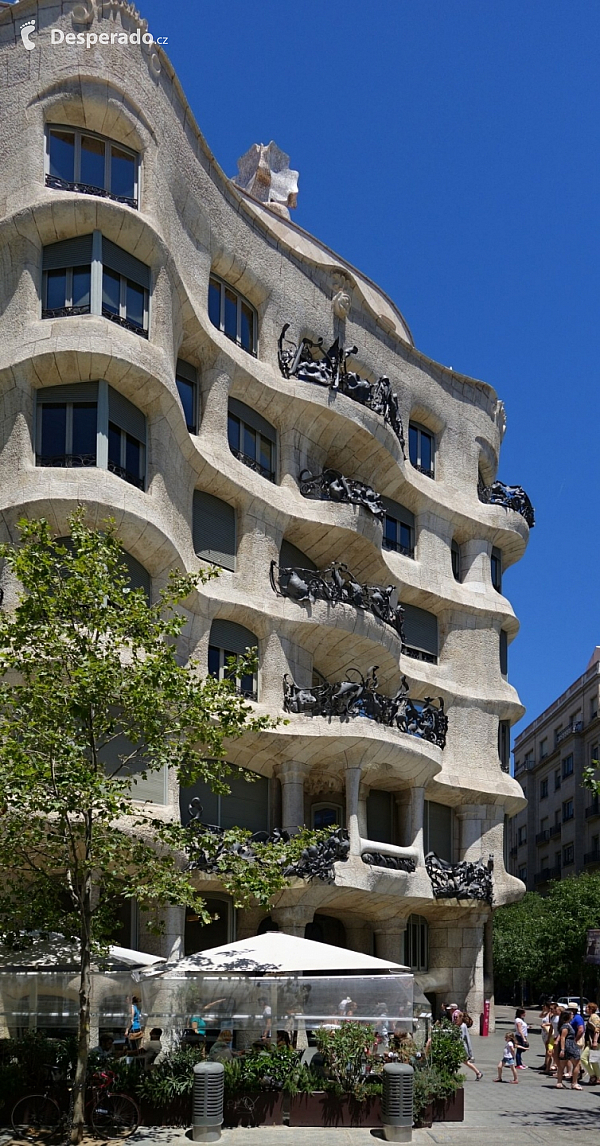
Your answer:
[270,905,315,937]
[139,905,185,961]
[345,922,373,956]
[462,913,488,1019]
[374,919,408,965]
[345,765,363,855]
[409,786,426,865]
[275,761,309,834]
[358,782,369,838]
[456,804,486,861]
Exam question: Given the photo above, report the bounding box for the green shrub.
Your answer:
[136,1045,206,1108]
[0,1032,76,1114]
[315,1022,376,1099]
[223,1044,305,1096]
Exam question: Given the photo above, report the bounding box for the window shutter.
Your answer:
[380,497,415,529]
[220,771,269,833]
[179,779,219,827]
[500,629,508,675]
[121,552,150,598]
[175,359,197,384]
[100,733,167,805]
[102,237,150,290]
[37,382,98,403]
[229,397,276,443]
[279,540,317,571]
[209,619,257,656]
[108,386,146,443]
[366,789,393,844]
[403,603,438,656]
[425,800,452,861]
[193,491,236,571]
[43,235,94,270]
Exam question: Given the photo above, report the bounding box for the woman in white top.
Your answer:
[514,1008,529,1069]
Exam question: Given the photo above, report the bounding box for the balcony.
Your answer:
[478,475,535,528]
[535,829,550,845]
[270,559,404,640]
[555,721,583,746]
[584,850,600,866]
[534,864,561,884]
[509,845,518,857]
[549,823,562,838]
[585,798,600,820]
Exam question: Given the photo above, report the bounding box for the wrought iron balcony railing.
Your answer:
[45,172,138,210]
[535,829,550,845]
[230,448,276,483]
[283,668,447,749]
[36,452,96,469]
[534,864,561,884]
[555,721,583,745]
[549,823,562,838]
[299,468,384,520]
[278,324,405,451]
[382,536,415,559]
[42,304,91,320]
[270,560,405,641]
[478,475,535,528]
[102,307,148,338]
[106,460,145,490]
[584,850,600,865]
[585,799,600,819]
[425,852,493,903]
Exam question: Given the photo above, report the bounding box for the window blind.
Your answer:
[229,397,276,443]
[403,603,438,656]
[193,491,236,571]
[380,497,415,529]
[210,619,257,656]
[43,234,94,270]
[425,800,452,861]
[279,540,317,571]
[220,771,269,833]
[366,789,394,844]
[108,386,146,443]
[37,382,98,403]
[175,359,197,383]
[100,732,167,805]
[102,237,150,290]
[121,552,151,598]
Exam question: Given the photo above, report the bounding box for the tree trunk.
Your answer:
[71,840,93,1142]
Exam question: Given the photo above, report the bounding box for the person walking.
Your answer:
[494,1032,518,1083]
[514,1008,529,1069]
[581,1002,600,1085]
[556,1009,583,1090]
[540,1003,553,1074]
[455,1010,483,1080]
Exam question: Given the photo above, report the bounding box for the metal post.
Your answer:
[382,1062,413,1143]
[192,1061,224,1143]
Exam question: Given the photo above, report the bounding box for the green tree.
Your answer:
[493,892,547,998]
[0,511,286,1141]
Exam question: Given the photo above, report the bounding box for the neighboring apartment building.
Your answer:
[0,0,532,1016]
[509,649,600,890]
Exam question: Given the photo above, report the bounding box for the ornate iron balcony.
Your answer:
[478,475,535,528]
[45,172,137,210]
[36,452,96,468]
[534,864,561,884]
[412,462,435,479]
[584,850,600,865]
[402,646,437,665]
[231,448,276,483]
[299,468,384,520]
[270,559,405,641]
[283,668,447,749]
[42,304,91,319]
[102,307,148,338]
[425,852,493,903]
[107,461,145,490]
[278,324,405,451]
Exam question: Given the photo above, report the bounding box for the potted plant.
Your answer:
[289,1023,383,1127]
[412,1021,465,1127]
[135,1045,206,1125]
[223,1045,302,1126]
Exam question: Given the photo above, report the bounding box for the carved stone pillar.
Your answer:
[358,782,369,838]
[374,919,408,965]
[345,765,363,854]
[410,786,426,865]
[345,921,372,956]
[275,761,310,834]
[456,803,486,861]
[270,905,315,937]
[138,905,185,961]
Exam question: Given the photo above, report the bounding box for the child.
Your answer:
[495,1033,518,1083]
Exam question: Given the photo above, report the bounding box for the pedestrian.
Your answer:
[580,1002,600,1085]
[555,1009,583,1090]
[456,1010,483,1080]
[494,1032,518,1083]
[540,1003,553,1073]
[514,1007,529,1069]
[125,994,144,1053]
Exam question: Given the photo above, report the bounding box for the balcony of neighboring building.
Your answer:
[585,797,600,820]
[534,864,561,885]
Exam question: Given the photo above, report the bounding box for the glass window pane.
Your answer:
[102,268,121,315]
[208,279,221,329]
[208,646,220,678]
[125,280,145,328]
[72,266,91,309]
[240,671,255,697]
[384,516,397,547]
[71,403,97,459]
[259,436,272,476]
[49,130,75,182]
[313,807,339,829]
[224,289,237,340]
[176,378,195,432]
[227,414,240,452]
[80,135,106,189]
[108,422,122,469]
[125,434,141,480]
[409,424,419,466]
[110,146,136,200]
[40,404,66,458]
[243,424,256,461]
[240,302,254,352]
[399,522,412,551]
[421,431,432,473]
[46,269,67,310]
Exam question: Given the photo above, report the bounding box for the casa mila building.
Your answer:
[0,0,532,1019]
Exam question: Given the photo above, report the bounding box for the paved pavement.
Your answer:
[2,1009,599,1144]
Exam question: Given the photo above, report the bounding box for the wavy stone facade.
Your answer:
[0,0,528,1019]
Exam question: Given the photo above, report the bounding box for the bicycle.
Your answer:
[11,1065,68,1142]
[11,1067,140,1141]
[88,1069,140,1140]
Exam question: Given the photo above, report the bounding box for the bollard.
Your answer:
[382,1062,413,1142]
[192,1061,224,1143]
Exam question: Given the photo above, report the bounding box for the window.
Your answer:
[405,915,428,972]
[36,382,146,489]
[554,808,561,826]
[228,398,276,482]
[402,603,438,663]
[562,798,574,822]
[554,851,562,870]
[208,275,257,355]
[381,498,415,558]
[562,754,574,779]
[208,618,258,700]
[193,491,236,571]
[500,630,508,677]
[185,897,232,954]
[311,804,343,830]
[540,778,549,799]
[518,825,527,845]
[45,126,139,207]
[518,865,527,881]
[591,743,599,767]
[591,698,598,721]
[175,360,198,433]
[540,738,548,760]
[408,422,435,478]
[42,233,150,337]
[366,790,394,844]
[451,540,461,581]
[180,768,269,835]
[498,720,511,773]
[554,770,561,791]
[491,547,502,592]
[563,843,574,866]
[279,540,317,572]
[424,800,452,862]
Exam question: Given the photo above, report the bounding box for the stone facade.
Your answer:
[0,0,529,1021]
[509,649,600,892]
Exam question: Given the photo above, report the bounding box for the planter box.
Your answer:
[139,1096,191,1126]
[223,1091,284,1127]
[417,1087,464,1127]
[289,1091,382,1127]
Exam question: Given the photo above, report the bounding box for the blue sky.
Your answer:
[139,0,599,743]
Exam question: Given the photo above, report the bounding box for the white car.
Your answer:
[556,996,589,1009]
